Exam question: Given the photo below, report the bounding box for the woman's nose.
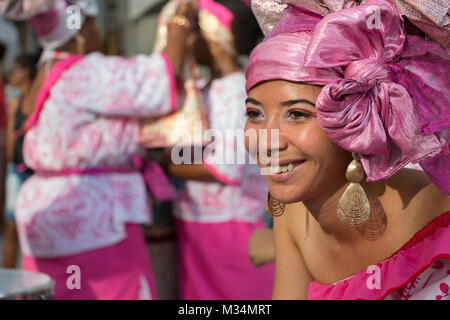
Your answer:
[257,122,288,164]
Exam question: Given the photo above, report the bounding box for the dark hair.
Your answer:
[0,42,6,62]
[14,54,39,80]
[215,0,263,56]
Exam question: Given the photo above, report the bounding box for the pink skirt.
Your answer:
[175,218,275,300]
[22,224,158,300]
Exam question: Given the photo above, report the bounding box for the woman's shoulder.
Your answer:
[386,168,449,225]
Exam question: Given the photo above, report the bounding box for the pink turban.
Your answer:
[0,0,98,50]
[245,0,450,195]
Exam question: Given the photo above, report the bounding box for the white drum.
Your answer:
[0,268,55,300]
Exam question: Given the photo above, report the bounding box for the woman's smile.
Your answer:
[264,159,307,183]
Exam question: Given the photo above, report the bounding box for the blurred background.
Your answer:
[0,0,188,300]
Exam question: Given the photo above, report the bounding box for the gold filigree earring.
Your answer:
[267,193,285,217]
[337,153,370,226]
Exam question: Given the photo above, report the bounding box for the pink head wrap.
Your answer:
[245,0,450,195]
[198,0,236,55]
[0,0,98,50]
[198,0,234,29]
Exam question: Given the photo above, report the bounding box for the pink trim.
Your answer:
[198,0,234,30]
[26,54,83,131]
[379,253,450,300]
[35,167,138,177]
[203,160,239,186]
[159,52,177,114]
[307,211,450,300]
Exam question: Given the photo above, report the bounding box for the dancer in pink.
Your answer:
[142,0,274,300]
[244,0,449,300]
[0,0,196,299]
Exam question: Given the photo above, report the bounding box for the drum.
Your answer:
[0,268,55,300]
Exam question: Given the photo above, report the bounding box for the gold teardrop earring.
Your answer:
[337,152,370,226]
[267,193,285,217]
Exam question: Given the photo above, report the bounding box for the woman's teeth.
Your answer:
[270,163,295,174]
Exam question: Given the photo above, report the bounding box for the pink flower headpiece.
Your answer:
[246,0,450,194]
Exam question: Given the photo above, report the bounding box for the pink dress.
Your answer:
[16,52,177,300]
[308,211,450,300]
[175,72,275,300]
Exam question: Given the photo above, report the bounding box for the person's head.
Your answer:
[27,0,101,54]
[245,80,352,204]
[8,54,39,88]
[244,0,450,202]
[194,0,262,67]
[58,16,102,55]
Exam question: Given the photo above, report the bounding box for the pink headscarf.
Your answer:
[245,0,450,195]
[198,0,236,55]
[198,0,234,29]
[0,0,98,50]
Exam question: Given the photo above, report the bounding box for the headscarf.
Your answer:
[245,0,450,195]
[0,0,98,50]
[198,0,237,56]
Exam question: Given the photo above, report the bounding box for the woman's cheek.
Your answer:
[244,125,259,162]
[288,123,320,156]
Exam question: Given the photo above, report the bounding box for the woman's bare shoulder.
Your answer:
[386,168,449,221]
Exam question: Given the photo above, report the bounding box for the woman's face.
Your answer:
[8,62,30,87]
[244,80,351,204]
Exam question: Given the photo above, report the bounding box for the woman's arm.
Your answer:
[272,204,313,300]
[248,228,275,267]
[5,97,19,163]
[167,163,216,182]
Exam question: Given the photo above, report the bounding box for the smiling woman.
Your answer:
[244,0,450,300]
[245,81,351,205]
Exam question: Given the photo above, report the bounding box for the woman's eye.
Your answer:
[246,109,262,120]
[287,110,310,120]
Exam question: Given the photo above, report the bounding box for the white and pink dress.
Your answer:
[15,51,177,300]
[175,72,275,300]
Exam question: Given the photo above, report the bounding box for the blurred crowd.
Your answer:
[0,0,275,300]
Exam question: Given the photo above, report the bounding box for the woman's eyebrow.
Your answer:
[280,99,316,107]
[245,97,262,106]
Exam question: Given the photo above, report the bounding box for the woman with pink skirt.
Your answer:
[142,0,275,300]
[0,0,196,300]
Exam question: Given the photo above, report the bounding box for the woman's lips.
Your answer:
[264,160,306,183]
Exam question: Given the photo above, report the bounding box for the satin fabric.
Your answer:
[250,0,450,52]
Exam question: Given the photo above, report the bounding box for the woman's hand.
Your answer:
[164,1,198,78]
[248,228,275,267]
[139,118,169,149]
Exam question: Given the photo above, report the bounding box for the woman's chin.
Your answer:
[266,183,305,204]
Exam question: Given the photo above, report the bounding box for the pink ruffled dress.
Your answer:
[308,211,450,300]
